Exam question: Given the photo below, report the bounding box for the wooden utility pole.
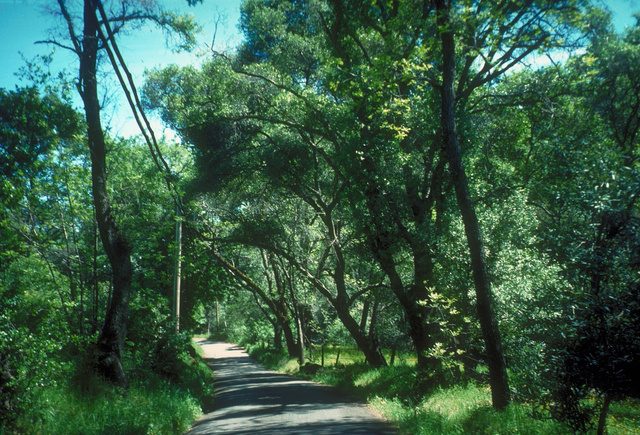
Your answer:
[215,299,219,332]
[173,203,182,332]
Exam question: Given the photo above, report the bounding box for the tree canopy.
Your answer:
[2,1,640,433]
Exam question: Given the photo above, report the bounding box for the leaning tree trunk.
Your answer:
[435,0,510,410]
[373,244,440,371]
[81,0,132,388]
[322,214,387,368]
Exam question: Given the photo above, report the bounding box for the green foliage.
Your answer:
[3,327,213,433]
[0,255,74,427]
[0,314,64,427]
[7,1,640,434]
[237,318,276,352]
[18,376,201,435]
[245,345,290,370]
[0,87,82,180]
[0,84,211,432]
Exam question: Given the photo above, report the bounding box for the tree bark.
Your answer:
[173,204,182,332]
[372,243,437,370]
[597,394,611,435]
[269,258,301,359]
[435,0,510,410]
[81,0,132,388]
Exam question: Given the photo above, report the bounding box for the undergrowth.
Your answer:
[247,345,640,435]
[5,336,214,434]
[20,379,201,435]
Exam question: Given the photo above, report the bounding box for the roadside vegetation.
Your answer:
[1,328,213,434]
[243,341,640,435]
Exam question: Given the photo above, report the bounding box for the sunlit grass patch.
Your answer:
[608,398,640,435]
[282,358,301,374]
[310,345,367,366]
[370,384,573,435]
[20,379,201,435]
[352,365,416,399]
[368,384,491,435]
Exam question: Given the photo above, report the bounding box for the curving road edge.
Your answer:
[186,339,398,435]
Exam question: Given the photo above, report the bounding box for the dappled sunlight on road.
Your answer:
[186,339,397,435]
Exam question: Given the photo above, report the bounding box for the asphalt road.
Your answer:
[186,339,398,435]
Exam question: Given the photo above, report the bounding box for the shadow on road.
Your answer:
[187,340,397,435]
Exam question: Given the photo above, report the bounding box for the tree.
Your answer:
[434,0,510,409]
[1,87,86,425]
[211,246,301,359]
[542,16,640,433]
[144,1,599,410]
[1,86,85,271]
[47,0,199,386]
[428,0,589,410]
[459,8,640,426]
[144,52,390,367]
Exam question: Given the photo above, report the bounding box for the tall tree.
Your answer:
[144,54,390,367]
[434,0,510,409]
[536,17,640,432]
[50,0,199,386]
[78,0,132,387]
[428,0,588,409]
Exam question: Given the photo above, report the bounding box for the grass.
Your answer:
[19,380,201,435]
[608,399,640,435]
[247,345,640,435]
[9,339,214,435]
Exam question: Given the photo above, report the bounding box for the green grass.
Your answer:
[607,399,640,435]
[10,338,214,434]
[248,345,640,435]
[19,380,201,435]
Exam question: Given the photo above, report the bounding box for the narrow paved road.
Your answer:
[186,339,397,435]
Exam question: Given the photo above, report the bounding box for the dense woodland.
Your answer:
[1,0,640,433]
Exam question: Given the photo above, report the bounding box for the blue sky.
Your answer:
[0,0,243,86]
[0,0,243,137]
[0,0,638,137]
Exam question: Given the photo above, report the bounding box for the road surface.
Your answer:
[186,339,397,434]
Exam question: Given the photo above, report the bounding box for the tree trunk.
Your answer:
[273,322,283,351]
[320,213,387,368]
[269,256,301,359]
[295,312,305,365]
[213,249,300,359]
[279,302,299,358]
[92,220,99,334]
[332,299,387,367]
[360,298,370,333]
[435,0,510,410]
[81,0,132,389]
[597,394,611,435]
[372,241,436,370]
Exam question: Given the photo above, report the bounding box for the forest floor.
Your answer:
[186,338,398,434]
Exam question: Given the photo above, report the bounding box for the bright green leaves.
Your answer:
[158,11,202,52]
[471,12,640,422]
[0,87,87,277]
